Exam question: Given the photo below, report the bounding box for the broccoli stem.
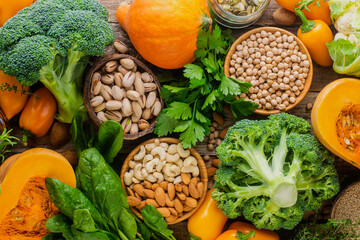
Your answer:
[272,129,288,176]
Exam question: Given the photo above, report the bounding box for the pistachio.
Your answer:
[125,85,135,91]
[106,100,123,111]
[92,72,101,82]
[127,90,140,101]
[120,58,135,70]
[151,100,162,117]
[114,72,123,88]
[139,119,150,130]
[94,102,106,112]
[97,111,108,122]
[112,86,124,100]
[121,109,132,118]
[144,83,157,92]
[105,60,118,73]
[135,72,145,95]
[100,85,113,101]
[137,95,146,109]
[130,123,139,135]
[104,110,122,122]
[142,108,151,120]
[132,101,143,117]
[114,40,128,54]
[90,96,104,107]
[101,74,114,85]
[141,72,153,83]
[123,72,136,88]
[121,118,132,134]
[122,98,133,116]
[146,91,157,109]
[132,64,137,73]
[131,114,141,123]
[91,72,102,95]
[117,66,128,76]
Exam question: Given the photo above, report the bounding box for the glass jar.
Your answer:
[0,108,7,132]
[207,0,270,29]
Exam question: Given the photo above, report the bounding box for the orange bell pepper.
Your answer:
[0,0,34,26]
[19,87,57,144]
[0,71,29,121]
[188,189,228,240]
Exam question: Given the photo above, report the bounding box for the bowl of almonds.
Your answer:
[120,138,208,224]
[84,54,163,140]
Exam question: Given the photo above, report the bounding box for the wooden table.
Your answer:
[6,0,360,239]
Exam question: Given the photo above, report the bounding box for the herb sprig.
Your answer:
[0,128,18,162]
[155,25,257,148]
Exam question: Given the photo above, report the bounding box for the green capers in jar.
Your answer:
[216,0,266,16]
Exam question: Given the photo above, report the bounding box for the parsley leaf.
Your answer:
[154,111,178,137]
[166,102,192,120]
[229,99,258,120]
[178,120,207,149]
[184,64,204,80]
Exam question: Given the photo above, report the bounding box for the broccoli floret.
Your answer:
[213,113,339,230]
[0,0,114,123]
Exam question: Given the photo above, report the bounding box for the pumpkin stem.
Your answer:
[200,12,213,30]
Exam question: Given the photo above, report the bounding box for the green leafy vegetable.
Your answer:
[212,113,340,230]
[141,205,175,240]
[154,25,257,148]
[236,231,256,240]
[95,121,123,163]
[0,128,18,162]
[73,209,98,233]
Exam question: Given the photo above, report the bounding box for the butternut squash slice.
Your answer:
[0,148,76,240]
[312,78,360,168]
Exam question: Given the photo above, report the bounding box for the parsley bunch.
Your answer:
[154,25,257,148]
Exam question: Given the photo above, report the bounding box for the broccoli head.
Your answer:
[213,113,339,230]
[0,0,114,123]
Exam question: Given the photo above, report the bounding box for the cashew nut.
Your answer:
[164,174,174,182]
[145,158,159,173]
[134,163,145,180]
[124,172,133,186]
[129,160,137,169]
[173,175,182,184]
[175,159,183,169]
[134,145,146,161]
[164,163,180,177]
[146,174,157,183]
[145,143,156,152]
[154,139,160,146]
[168,144,177,155]
[132,177,140,184]
[177,143,190,158]
[153,172,164,183]
[183,156,197,167]
[160,142,169,150]
[141,168,148,179]
[181,165,199,177]
[165,153,180,163]
[142,154,154,165]
[151,146,166,161]
[156,160,166,172]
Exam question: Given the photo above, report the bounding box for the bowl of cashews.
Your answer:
[120,137,208,224]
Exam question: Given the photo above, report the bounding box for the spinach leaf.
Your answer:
[46,214,72,233]
[42,233,66,240]
[77,148,136,240]
[141,205,175,240]
[95,120,123,163]
[73,209,98,233]
[70,226,121,240]
[136,222,152,240]
[45,178,109,231]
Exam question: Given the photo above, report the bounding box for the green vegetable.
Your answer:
[0,0,114,123]
[292,219,360,240]
[0,128,18,162]
[141,205,175,240]
[212,113,340,230]
[46,215,73,233]
[154,25,257,148]
[73,209,98,233]
[236,231,256,240]
[327,0,360,76]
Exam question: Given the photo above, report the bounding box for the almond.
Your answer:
[181,173,191,185]
[182,184,189,196]
[176,192,187,201]
[152,183,160,191]
[144,189,155,199]
[144,180,152,189]
[127,187,135,197]
[135,192,142,200]
[211,159,221,168]
[185,197,197,208]
[175,183,182,192]
[146,199,159,208]
[165,194,174,207]
[189,183,200,199]
[159,181,169,191]
[190,178,198,187]
[133,184,145,197]
[168,208,178,217]
[212,112,224,125]
[155,187,166,207]
[165,215,178,223]
[207,167,217,178]
[197,182,204,197]
[184,205,195,212]
[157,207,171,218]
[168,183,175,200]
[136,201,146,210]
[127,196,141,207]
[220,127,229,139]
[174,198,183,213]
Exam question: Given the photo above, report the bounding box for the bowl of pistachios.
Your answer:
[84,54,163,140]
[207,0,270,29]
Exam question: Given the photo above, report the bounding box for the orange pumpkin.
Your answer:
[116,0,212,69]
[0,0,35,26]
[312,78,360,168]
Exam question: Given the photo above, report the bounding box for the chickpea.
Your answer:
[285,90,291,96]
[238,77,245,81]
[234,63,240,69]
[245,76,251,82]
[250,94,257,100]
[261,30,268,37]
[265,95,271,101]
[271,94,276,99]
[232,54,237,59]
[263,83,270,90]
[268,87,275,93]
[271,99,277,106]
[269,34,276,41]
[283,77,289,84]
[260,98,266,105]
[270,41,277,48]
[254,98,260,104]
[273,67,279,73]
[289,97,296,103]
[265,102,272,109]
[283,100,289,106]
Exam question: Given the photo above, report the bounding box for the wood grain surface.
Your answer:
[5,0,360,239]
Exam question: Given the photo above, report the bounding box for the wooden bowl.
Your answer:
[84,54,163,140]
[120,138,208,224]
[224,27,313,115]
[331,181,360,220]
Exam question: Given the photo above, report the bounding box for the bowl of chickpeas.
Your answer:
[224,27,313,115]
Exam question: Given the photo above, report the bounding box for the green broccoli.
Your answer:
[213,113,339,231]
[0,0,114,123]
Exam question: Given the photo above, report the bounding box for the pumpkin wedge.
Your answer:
[312,78,360,168]
[0,148,76,239]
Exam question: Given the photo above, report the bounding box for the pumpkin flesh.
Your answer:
[311,78,360,168]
